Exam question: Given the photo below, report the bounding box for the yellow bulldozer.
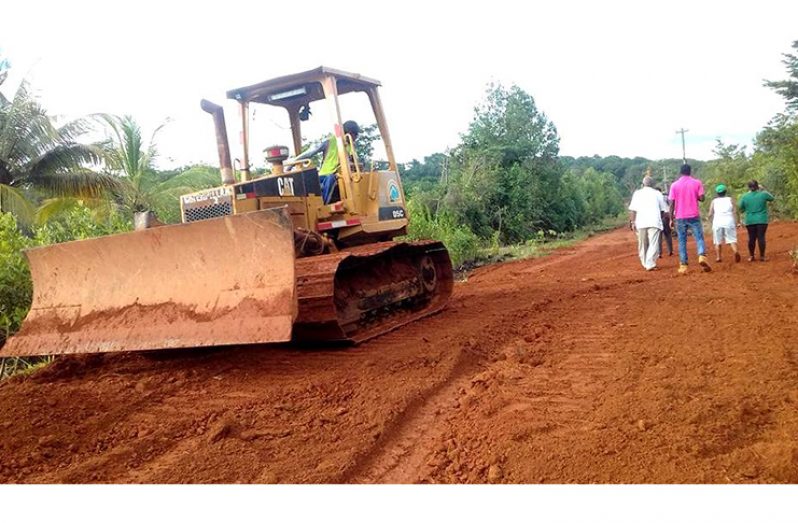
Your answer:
[2,67,453,357]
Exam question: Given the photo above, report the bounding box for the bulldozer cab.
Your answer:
[190,67,409,247]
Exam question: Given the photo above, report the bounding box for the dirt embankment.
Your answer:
[1,223,797,483]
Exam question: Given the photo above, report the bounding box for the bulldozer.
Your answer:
[2,67,453,357]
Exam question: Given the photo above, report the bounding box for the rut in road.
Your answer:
[346,259,651,483]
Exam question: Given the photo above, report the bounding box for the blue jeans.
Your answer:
[319,174,338,204]
[675,217,707,265]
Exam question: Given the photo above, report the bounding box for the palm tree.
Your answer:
[0,79,117,224]
[99,114,165,214]
[98,114,219,227]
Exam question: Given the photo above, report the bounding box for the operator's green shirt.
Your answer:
[319,136,353,176]
[319,136,339,175]
[738,190,775,225]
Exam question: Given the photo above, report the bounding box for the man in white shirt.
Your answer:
[628,175,669,271]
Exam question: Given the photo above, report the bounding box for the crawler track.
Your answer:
[294,241,453,343]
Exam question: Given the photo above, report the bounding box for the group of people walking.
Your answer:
[628,164,776,273]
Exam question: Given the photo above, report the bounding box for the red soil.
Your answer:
[1,222,797,483]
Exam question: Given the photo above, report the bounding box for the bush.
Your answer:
[34,205,131,244]
[0,206,131,379]
[404,199,482,268]
[0,213,34,345]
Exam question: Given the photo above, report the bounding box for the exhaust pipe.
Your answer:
[201,99,235,185]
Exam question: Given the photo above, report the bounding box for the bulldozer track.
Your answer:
[1,223,798,483]
[294,240,452,343]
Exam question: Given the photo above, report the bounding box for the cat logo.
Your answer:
[277,176,295,196]
[388,180,401,203]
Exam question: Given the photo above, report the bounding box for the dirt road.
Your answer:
[1,223,797,484]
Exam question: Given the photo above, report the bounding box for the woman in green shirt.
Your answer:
[738,180,776,261]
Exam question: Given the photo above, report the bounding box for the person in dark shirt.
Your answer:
[656,187,673,257]
[737,180,776,261]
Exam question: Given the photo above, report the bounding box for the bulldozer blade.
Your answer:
[2,208,297,357]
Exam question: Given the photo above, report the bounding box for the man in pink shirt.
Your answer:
[668,163,712,274]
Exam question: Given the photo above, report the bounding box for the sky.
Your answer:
[3,0,797,171]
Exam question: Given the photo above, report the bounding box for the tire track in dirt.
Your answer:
[418,285,641,483]
[339,300,558,483]
[338,337,479,483]
[342,244,656,483]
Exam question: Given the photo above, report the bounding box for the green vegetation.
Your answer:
[0,207,130,379]
[0,354,53,381]
[560,156,707,197]
[99,115,219,222]
[34,204,131,244]
[0,213,33,344]
[401,82,627,266]
[404,199,482,267]
[93,115,222,225]
[701,41,798,218]
[0,74,116,225]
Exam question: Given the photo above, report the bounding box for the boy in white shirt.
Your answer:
[707,183,741,263]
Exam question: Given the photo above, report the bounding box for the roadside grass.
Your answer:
[456,215,626,278]
[0,356,54,381]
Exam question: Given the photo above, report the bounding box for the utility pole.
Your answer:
[661,166,669,191]
[675,128,689,164]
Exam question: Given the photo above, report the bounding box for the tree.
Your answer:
[763,40,798,113]
[462,83,559,165]
[0,79,116,224]
[576,168,624,225]
[401,153,448,184]
[99,114,167,216]
[97,115,225,225]
[146,164,222,223]
[443,83,564,243]
[353,123,379,167]
[754,117,798,216]
[400,153,449,209]
[702,141,752,197]
[755,39,798,217]
[0,56,8,89]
